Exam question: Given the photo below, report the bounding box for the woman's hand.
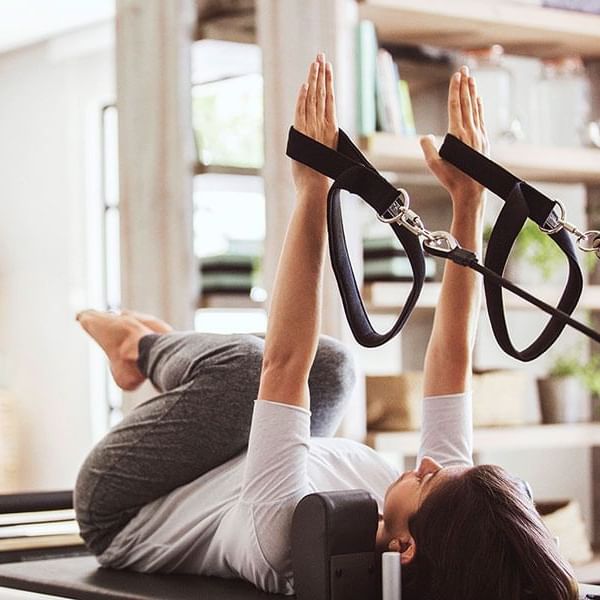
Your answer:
[291,53,339,195]
[420,66,489,204]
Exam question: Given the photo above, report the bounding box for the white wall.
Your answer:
[0,23,115,491]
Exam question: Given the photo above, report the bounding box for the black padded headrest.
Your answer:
[292,490,380,600]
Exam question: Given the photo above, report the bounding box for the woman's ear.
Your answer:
[387,536,416,564]
[398,537,416,565]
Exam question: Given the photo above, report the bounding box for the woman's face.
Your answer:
[376,457,468,556]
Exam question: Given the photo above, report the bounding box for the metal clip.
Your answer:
[400,208,425,237]
[576,230,600,255]
[377,188,410,224]
[539,199,566,235]
[423,231,459,254]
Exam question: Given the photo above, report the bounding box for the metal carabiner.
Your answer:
[538,198,566,235]
[422,231,459,254]
[576,230,600,256]
[377,188,411,224]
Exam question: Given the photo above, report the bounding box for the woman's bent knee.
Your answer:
[74,446,138,556]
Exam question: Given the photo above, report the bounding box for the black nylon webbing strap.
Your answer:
[439,133,586,361]
[286,127,426,347]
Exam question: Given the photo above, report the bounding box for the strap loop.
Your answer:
[439,135,586,361]
[287,126,599,359]
[286,126,426,348]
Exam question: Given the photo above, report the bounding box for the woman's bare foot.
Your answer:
[121,309,173,334]
[76,310,153,391]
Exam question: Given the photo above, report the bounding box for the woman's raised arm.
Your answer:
[257,54,338,410]
[420,66,488,397]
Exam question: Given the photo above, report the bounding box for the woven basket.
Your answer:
[367,370,529,430]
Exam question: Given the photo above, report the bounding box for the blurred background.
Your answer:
[0,0,600,583]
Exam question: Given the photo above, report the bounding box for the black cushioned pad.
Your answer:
[0,556,289,600]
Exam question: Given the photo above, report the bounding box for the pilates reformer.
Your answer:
[0,489,382,600]
[0,490,598,599]
[3,132,600,600]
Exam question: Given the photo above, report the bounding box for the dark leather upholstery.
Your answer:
[0,556,284,599]
[292,490,380,600]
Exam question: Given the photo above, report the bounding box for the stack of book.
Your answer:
[363,237,436,283]
[0,493,85,564]
[357,20,417,137]
[200,253,256,296]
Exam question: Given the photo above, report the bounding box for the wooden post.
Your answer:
[257,0,366,439]
[116,0,197,331]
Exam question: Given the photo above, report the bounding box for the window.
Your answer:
[192,39,267,334]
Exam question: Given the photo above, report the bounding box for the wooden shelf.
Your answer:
[197,294,265,310]
[362,134,600,185]
[194,163,262,177]
[194,13,256,45]
[359,0,600,59]
[365,282,600,313]
[369,422,600,456]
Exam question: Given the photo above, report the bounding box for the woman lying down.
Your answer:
[74,54,577,600]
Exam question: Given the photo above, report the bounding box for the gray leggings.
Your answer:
[74,332,356,556]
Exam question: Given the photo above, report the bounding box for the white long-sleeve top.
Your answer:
[98,393,473,595]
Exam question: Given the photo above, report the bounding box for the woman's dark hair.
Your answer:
[402,464,578,600]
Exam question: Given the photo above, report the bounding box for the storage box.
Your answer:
[367,370,529,430]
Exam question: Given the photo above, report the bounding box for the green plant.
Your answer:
[547,350,600,396]
[581,355,600,397]
[512,221,563,279]
[484,220,596,278]
[548,353,581,378]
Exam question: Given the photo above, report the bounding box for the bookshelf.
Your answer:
[362,134,600,185]
[364,282,600,313]
[369,422,600,456]
[193,163,261,177]
[352,0,600,554]
[358,0,600,59]
[194,12,255,45]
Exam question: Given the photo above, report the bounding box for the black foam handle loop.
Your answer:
[484,183,584,360]
[439,133,588,360]
[327,167,425,347]
[286,126,426,348]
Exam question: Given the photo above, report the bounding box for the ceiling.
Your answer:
[0,0,115,55]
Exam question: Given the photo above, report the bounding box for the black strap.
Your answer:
[439,134,589,360]
[287,127,426,347]
[287,126,599,359]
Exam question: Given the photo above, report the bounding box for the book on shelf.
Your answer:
[542,0,600,13]
[0,511,83,557]
[199,248,259,295]
[363,237,437,282]
[357,20,378,137]
[376,49,403,135]
[201,272,253,294]
[398,80,416,136]
[0,508,75,527]
[364,256,437,282]
[358,20,416,138]
[198,292,264,308]
[200,253,256,272]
